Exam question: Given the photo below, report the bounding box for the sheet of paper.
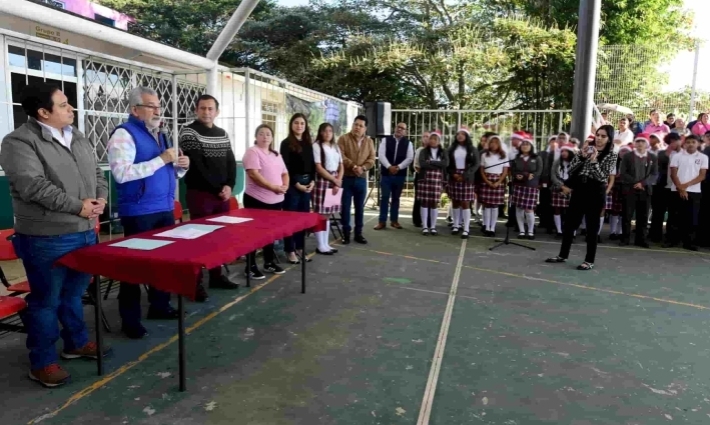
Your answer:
[180,224,225,232]
[323,188,343,208]
[206,216,253,224]
[109,238,174,250]
[154,227,211,240]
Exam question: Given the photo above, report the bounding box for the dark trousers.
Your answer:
[379,174,406,223]
[119,211,174,328]
[668,191,701,246]
[283,184,312,253]
[538,186,553,231]
[243,193,281,267]
[186,189,230,281]
[621,189,649,244]
[13,230,96,370]
[341,176,367,235]
[699,181,710,246]
[559,180,606,264]
[649,185,670,241]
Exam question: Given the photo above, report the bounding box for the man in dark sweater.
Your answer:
[180,94,238,291]
[619,134,658,247]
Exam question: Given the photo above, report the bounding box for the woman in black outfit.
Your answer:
[280,113,316,264]
[545,125,618,270]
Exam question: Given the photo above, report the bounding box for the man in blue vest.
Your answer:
[374,122,413,230]
[107,86,190,339]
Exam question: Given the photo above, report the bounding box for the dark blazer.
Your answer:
[510,154,544,188]
[447,144,480,183]
[619,152,658,195]
[418,146,449,180]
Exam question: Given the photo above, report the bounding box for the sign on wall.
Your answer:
[32,24,70,44]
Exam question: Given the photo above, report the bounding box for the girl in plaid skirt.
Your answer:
[312,123,343,254]
[606,144,631,241]
[447,127,480,238]
[478,135,509,236]
[510,138,543,239]
[550,144,576,237]
[417,132,449,235]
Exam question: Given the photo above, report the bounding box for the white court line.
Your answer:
[416,239,467,425]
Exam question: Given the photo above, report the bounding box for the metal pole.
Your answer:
[244,69,251,152]
[570,0,602,141]
[206,0,262,62]
[689,40,700,120]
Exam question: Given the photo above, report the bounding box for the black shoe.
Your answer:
[619,239,629,246]
[316,248,334,255]
[147,306,180,320]
[354,234,368,244]
[461,231,469,239]
[609,234,619,241]
[264,263,285,274]
[451,227,460,235]
[341,233,351,244]
[527,233,535,240]
[209,275,239,290]
[195,283,209,302]
[555,232,562,239]
[244,266,266,280]
[122,324,148,339]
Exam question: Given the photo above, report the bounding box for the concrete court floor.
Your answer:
[1,214,710,424]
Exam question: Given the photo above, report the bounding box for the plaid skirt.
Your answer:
[447,169,476,202]
[511,185,540,210]
[550,187,570,209]
[478,173,505,206]
[313,171,341,215]
[605,185,623,214]
[417,169,444,208]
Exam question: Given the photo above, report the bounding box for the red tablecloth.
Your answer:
[56,209,326,300]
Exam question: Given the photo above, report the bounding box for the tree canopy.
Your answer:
[98,0,695,110]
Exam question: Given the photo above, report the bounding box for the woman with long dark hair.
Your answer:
[510,138,543,239]
[417,132,449,235]
[447,128,480,238]
[545,125,618,270]
[280,113,315,264]
[312,123,343,254]
[549,144,575,238]
[478,135,509,236]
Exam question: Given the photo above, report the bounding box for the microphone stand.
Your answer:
[482,158,536,252]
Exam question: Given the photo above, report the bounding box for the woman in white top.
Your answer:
[416,132,449,235]
[477,135,509,236]
[312,123,344,254]
[446,128,480,238]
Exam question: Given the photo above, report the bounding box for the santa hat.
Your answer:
[457,126,470,136]
[518,137,536,154]
[548,135,557,143]
[634,133,650,144]
[430,130,442,139]
[618,144,632,155]
[559,143,575,153]
[586,134,595,141]
[511,131,527,141]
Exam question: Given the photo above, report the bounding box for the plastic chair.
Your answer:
[0,229,29,296]
[174,200,184,223]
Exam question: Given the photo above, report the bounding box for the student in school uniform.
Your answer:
[605,144,631,241]
[312,123,343,255]
[510,137,543,239]
[649,132,682,242]
[447,127,480,239]
[550,143,576,238]
[665,135,708,251]
[478,135,509,236]
[417,131,449,235]
[413,131,431,228]
[618,134,658,248]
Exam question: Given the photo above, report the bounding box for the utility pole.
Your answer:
[570,0,602,141]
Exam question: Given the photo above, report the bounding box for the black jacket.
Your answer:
[619,152,658,195]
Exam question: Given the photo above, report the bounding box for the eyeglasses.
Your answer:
[136,104,162,111]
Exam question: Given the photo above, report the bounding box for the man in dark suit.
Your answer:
[619,134,658,248]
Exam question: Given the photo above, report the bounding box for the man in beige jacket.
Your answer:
[337,115,376,244]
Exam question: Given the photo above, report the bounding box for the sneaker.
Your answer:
[245,267,266,280]
[29,364,70,388]
[264,263,285,275]
[61,342,111,360]
[209,275,239,290]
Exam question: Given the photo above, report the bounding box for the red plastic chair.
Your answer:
[0,296,26,332]
[174,200,184,223]
[228,197,239,211]
[0,229,29,295]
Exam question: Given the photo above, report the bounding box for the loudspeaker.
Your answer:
[364,101,391,137]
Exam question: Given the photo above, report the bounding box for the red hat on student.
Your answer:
[634,133,650,144]
[458,126,470,136]
[560,143,576,153]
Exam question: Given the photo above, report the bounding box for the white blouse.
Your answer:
[313,142,342,172]
[454,145,467,169]
[482,152,509,174]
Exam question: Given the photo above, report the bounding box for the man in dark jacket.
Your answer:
[0,83,109,387]
[619,134,658,247]
[375,122,413,229]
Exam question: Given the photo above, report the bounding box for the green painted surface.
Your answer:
[0,161,244,228]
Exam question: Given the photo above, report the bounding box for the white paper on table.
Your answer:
[206,216,253,224]
[154,227,211,240]
[109,238,174,250]
[180,224,224,232]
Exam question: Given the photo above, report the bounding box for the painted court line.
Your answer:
[416,239,467,425]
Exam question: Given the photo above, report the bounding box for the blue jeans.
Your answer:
[283,185,312,253]
[119,211,174,328]
[341,176,367,235]
[13,230,97,370]
[379,175,406,223]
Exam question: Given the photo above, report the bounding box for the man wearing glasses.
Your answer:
[374,122,413,229]
[107,86,190,339]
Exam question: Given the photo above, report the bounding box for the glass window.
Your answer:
[94,14,116,27]
[7,46,77,77]
[8,46,25,68]
[11,74,78,130]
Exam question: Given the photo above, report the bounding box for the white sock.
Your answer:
[462,209,471,232]
[482,208,491,230]
[430,208,438,229]
[453,208,462,228]
[324,220,334,250]
[516,208,525,233]
[488,208,498,231]
[317,230,329,252]
[580,216,586,230]
[421,207,429,229]
[612,215,621,234]
[554,215,562,233]
[598,219,603,235]
[526,212,535,234]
